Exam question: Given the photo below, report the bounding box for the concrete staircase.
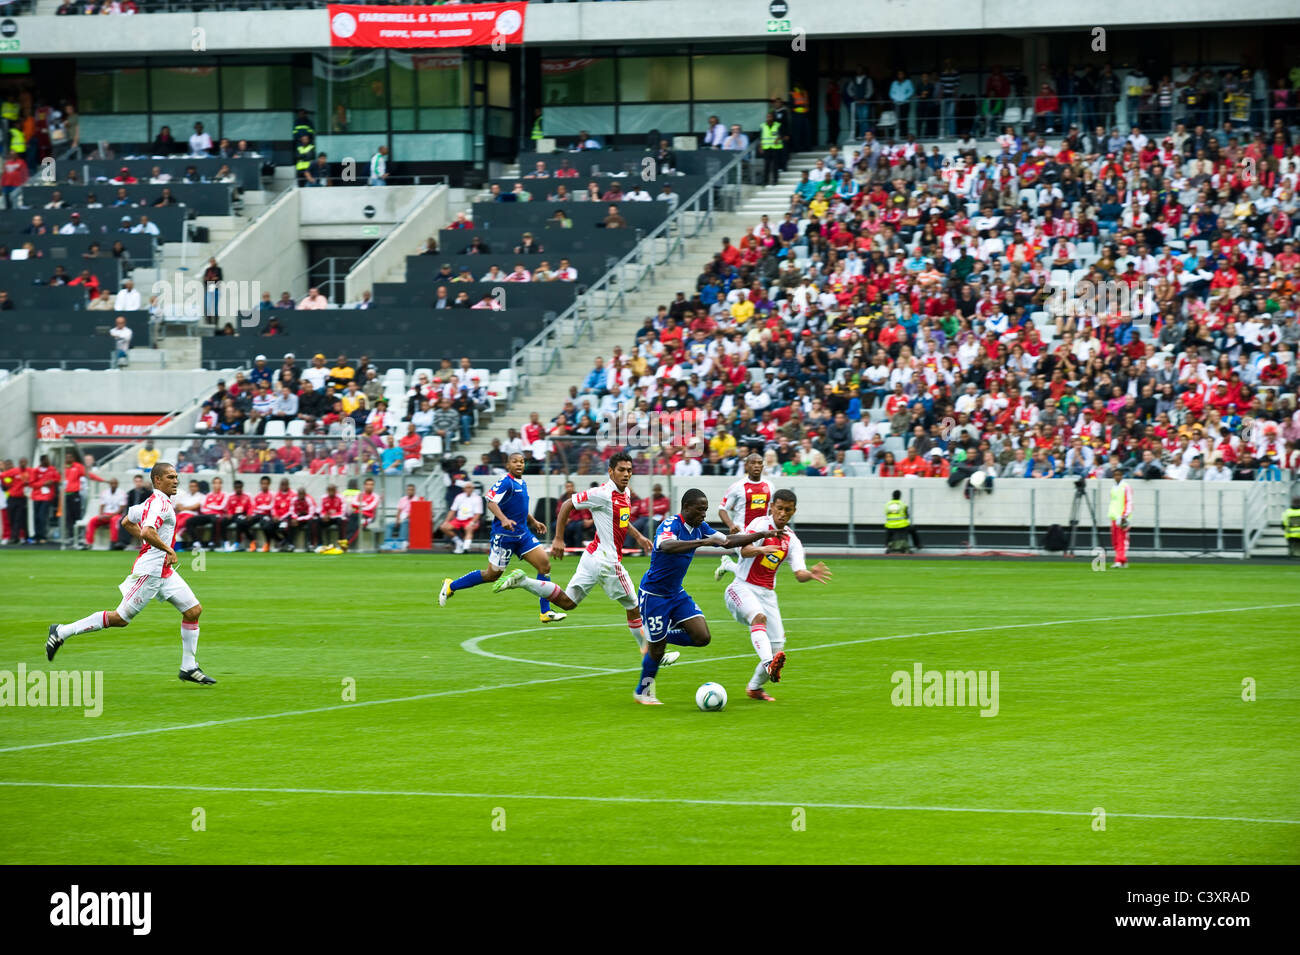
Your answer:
[132,173,292,304]
[447,151,827,462]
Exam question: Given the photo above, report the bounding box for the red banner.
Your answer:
[36,414,172,441]
[328,2,526,48]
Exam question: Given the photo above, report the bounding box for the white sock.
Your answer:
[519,577,563,602]
[750,625,772,664]
[58,612,108,640]
[748,659,770,690]
[181,622,199,670]
[628,618,647,652]
[721,555,737,572]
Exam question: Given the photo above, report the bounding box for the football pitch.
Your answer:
[1,551,1297,864]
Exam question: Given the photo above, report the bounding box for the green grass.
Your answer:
[1,550,1297,863]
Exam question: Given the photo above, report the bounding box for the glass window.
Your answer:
[76,67,148,114]
[393,132,471,162]
[619,57,689,103]
[541,58,615,105]
[313,51,390,136]
[692,54,784,101]
[619,104,689,134]
[150,66,219,112]
[538,106,616,138]
[390,51,467,131]
[222,111,294,144]
[221,66,293,110]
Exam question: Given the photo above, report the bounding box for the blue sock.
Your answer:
[664,629,694,646]
[449,570,483,592]
[538,573,551,614]
[637,651,661,695]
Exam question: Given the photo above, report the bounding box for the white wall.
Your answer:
[344,185,449,305]
[14,1,1297,54]
[200,187,309,307]
[4,368,229,461]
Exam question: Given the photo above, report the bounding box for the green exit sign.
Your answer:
[0,39,20,52]
[765,19,790,32]
[361,226,379,236]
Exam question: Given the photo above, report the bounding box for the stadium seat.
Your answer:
[263,420,287,438]
[421,435,444,460]
[845,449,865,464]
[411,367,434,383]
[285,420,307,437]
[884,436,905,456]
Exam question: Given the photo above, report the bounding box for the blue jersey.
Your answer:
[639,513,720,595]
[485,474,530,537]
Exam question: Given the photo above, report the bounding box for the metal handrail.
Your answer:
[508,141,758,384]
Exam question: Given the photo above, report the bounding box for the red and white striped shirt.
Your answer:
[127,490,177,578]
[573,480,630,561]
[732,516,806,591]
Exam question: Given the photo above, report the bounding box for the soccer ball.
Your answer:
[695,682,727,711]
[970,470,987,489]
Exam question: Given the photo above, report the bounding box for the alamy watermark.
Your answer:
[50,886,150,935]
[151,273,262,327]
[890,662,999,717]
[1044,279,1158,325]
[0,664,102,717]
[600,409,704,457]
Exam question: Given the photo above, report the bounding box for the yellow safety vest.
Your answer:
[761,122,783,151]
[295,143,314,172]
[885,500,909,529]
[531,117,544,141]
[1283,508,1300,539]
[792,88,809,114]
[1,100,18,122]
[9,127,24,154]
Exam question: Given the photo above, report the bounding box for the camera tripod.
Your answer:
[1065,480,1099,557]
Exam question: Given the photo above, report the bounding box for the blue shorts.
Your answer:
[638,588,703,643]
[488,529,543,569]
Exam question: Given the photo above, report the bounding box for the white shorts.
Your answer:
[566,552,638,611]
[724,580,785,646]
[116,571,199,622]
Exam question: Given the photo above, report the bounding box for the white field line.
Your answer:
[1,602,1296,756]
[0,780,1294,827]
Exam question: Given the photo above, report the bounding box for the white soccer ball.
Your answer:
[695,682,727,711]
[970,470,987,488]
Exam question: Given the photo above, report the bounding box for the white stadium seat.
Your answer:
[263,420,287,437]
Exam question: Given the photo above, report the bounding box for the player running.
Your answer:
[45,462,217,685]
[632,488,769,705]
[440,451,564,622]
[723,488,831,701]
[493,451,666,660]
[713,452,773,581]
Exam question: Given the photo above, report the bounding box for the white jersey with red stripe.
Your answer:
[732,515,806,591]
[126,489,178,578]
[572,480,630,562]
[721,479,773,529]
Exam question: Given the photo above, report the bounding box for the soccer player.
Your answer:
[224,479,254,551]
[440,450,564,622]
[713,451,773,581]
[250,475,276,552]
[723,488,831,701]
[270,478,295,551]
[346,477,380,546]
[494,451,671,650]
[185,476,229,549]
[1109,464,1133,568]
[286,486,319,549]
[629,488,769,704]
[441,480,483,554]
[45,462,216,684]
[318,484,347,547]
